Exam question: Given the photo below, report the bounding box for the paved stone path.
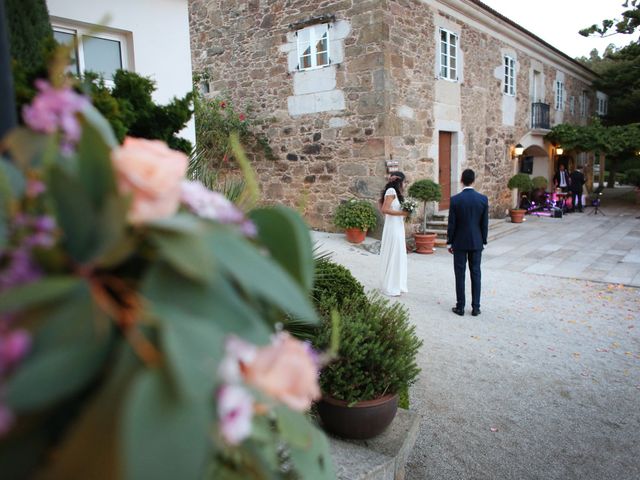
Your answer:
[311,187,640,480]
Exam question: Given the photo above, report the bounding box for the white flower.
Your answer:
[217,384,254,445]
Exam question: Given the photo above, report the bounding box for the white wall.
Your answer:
[47,0,195,144]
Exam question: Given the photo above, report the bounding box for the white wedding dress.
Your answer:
[380,188,408,296]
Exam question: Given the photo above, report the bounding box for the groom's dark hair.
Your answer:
[461,169,475,186]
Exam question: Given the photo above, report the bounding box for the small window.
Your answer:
[596,97,608,116]
[439,28,458,81]
[53,24,128,82]
[569,96,575,115]
[503,55,515,95]
[296,23,330,71]
[555,80,564,110]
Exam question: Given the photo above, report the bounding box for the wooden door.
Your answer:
[438,131,452,210]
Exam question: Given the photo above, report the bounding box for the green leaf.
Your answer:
[147,212,203,234]
[0,158,26,200]
[0,276,81,314]
[206,229,317,324]
[150,228,215,284]
[92,194,132,265]
[287,420,335,480]
[274,406,313,449]
[123,368,211,480]
[3,127,56,170]
[250,206,314,292]
[77,105,118,209]
[47,164,99,262]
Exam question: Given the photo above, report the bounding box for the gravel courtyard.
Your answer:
[311,191,640,480]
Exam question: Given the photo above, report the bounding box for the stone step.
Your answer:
[487,219,520,242]
[425,220,448,228]
[330,408,420,480]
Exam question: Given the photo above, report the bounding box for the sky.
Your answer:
[480,0,640,59]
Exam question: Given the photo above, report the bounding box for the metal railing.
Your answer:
[531,102,550,129]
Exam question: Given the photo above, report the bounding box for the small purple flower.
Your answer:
[181,180,256,236]
[0,329,32,370]
[26,179,46,198]
[22,80,88,151]
[217,384,254,445]
[0,248,42,293]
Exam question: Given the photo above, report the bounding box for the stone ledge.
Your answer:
[329,408,420,480]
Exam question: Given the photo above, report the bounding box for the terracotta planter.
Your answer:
[414,232,437,254]
[317,393,399,440]
[509,209,526,223]
[345,227,367,244]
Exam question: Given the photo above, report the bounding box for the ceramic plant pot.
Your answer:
[345,227,367,244]
[414,232,437,254]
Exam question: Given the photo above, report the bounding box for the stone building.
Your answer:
[188,0,601,228]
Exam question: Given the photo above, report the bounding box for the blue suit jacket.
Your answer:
[446,188,489,251]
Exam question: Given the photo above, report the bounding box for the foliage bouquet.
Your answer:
[400,199,418,221]
[0,80,333,479]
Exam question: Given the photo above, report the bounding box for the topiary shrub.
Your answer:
[407,179,442,233]
[333,199,378,231]
[507,173,533,209]
[312,294,423,404]
[532,176,548,190]
[311,259,366,308]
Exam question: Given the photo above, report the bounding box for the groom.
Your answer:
[447,169,489,316]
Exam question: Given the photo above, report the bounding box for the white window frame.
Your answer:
[596,97,608,116]
[439,28,458,81]
[555,80,564,111]
[503,55,515,96]
[52,22,130,85]
[569,96,575,115]
[580,91,588,117]
[295,23,330,71]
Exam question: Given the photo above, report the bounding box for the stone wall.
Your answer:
[188,0,597,227]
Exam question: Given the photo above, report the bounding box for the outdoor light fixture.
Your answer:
[556,146,564,155]
[513,143,524,158]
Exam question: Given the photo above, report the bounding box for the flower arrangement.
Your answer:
[0,80,334,479]
[400,199,418,221]
[333,199,378,232]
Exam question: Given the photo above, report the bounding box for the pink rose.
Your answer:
[242,333,320,411]
[111,137,188,224]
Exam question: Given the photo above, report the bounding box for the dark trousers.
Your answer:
[571,190,583,211]
[453,249,482,310]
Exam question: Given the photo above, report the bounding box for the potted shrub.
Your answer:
[312,294,422,440]
[407,179,442,254]
[507,173,533,223]
[333,199,378,244]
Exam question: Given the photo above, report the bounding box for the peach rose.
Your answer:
[242,333,321,411]
[111,137,188,224]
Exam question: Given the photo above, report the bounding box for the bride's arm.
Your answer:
[380,194,407,216]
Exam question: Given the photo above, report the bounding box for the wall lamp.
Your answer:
[512,143,524,158]
[555,146,564,156]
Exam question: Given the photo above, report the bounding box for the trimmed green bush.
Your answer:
[313,294,423,404]
[532,176,548,190]
[408,179,442,233]
[507,173,533,209]
[311,259,366,308]
[333,199,378,231]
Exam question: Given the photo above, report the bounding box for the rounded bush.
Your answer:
[333,199,378,231]
[312,259,366,308]
[531,176,548,190]
[407,179,442,203]
[313,294,423,404]
[507,173,533,192]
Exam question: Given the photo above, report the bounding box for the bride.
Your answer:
[379,172,408,296]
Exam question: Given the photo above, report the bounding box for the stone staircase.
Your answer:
[423,214,520,247]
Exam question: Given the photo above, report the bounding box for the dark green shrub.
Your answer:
[626,169,640,187]
[311,259,366,308]
[531,176,548,190]
[507,173,533,209]
[313,294,422,404]
[333,199,378,231]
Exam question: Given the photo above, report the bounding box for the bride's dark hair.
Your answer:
[379,171,405,206]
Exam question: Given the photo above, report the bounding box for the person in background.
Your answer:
[553,164,571,193]
[569,166,586,213]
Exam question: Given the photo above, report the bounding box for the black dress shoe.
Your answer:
[472,309,481,316]
[451,307,464,316]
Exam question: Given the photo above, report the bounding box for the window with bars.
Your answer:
[53,25,127,83]
[296,23,330,71]
[503,55,515,95]
[555,80,564,110]
[439,28,458,81]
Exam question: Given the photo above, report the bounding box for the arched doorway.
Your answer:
[519,144,550,184]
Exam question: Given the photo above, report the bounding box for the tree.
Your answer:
[579,0,640,37]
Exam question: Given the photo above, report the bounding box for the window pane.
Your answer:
[54,30,80,75]
[297,28,310,44]
[82,35,122,80]
[316,51,328,66]
[441,30,447,42]
[449,43,456,58]
[450,58,456,70]
[301,55,312,69]
[316,33,328,54]
[450,35,457,48]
